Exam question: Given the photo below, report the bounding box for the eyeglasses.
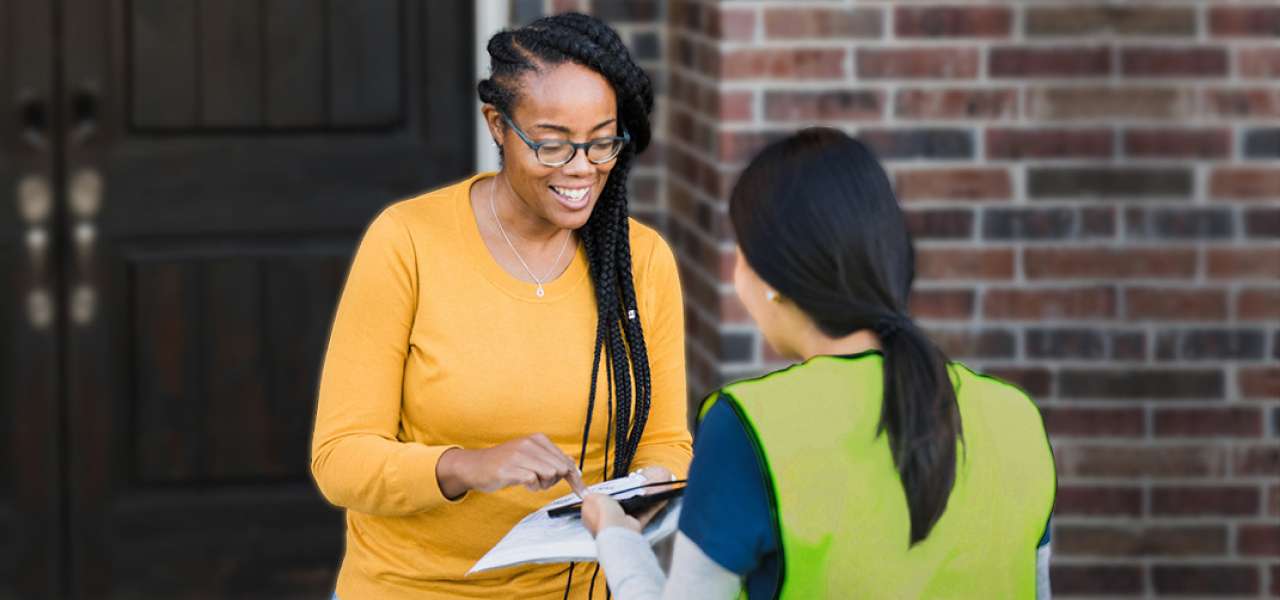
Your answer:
[500,112,630,168]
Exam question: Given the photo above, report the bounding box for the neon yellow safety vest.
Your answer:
[700,352,1055,599]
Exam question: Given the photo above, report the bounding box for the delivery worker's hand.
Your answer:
[582,493,641,536]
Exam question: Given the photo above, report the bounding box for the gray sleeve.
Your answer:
[596,528,665,599]
[595,529,743,600]
[1036,543,1051,600]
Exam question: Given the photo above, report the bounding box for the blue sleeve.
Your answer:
[1038,516,1052,547]
[678,399,777,575]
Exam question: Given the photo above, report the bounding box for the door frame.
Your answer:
[473,0,507,174]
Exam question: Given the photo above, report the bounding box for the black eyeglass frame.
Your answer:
[499,111,631,167]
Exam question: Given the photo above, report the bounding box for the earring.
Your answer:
[765,290,779,302]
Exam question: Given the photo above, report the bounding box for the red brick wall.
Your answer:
[525,1,1280,596]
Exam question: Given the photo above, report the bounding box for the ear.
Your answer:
[480,104,505,148]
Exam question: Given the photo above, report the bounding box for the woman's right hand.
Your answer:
[436,434,588,500]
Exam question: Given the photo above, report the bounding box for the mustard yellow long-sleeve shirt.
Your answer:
[311,172,692,599]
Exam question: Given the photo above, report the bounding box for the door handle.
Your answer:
[70,87,98,145]
[17,175,51,267]
[68,168,102,326]
[18,93,49,150]
[16,175,53,329]
[17,174,52,224]
[27,288,53,330]
[70,168,101,220]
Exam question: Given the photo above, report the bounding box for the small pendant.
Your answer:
[536,284,545,298]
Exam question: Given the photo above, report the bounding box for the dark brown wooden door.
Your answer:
[18,1,473,597]
[1,1,63,598]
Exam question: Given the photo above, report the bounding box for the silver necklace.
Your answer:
[489,178,573,298]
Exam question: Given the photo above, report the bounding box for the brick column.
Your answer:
[514,1,1280,594]
[664,1,1280,597]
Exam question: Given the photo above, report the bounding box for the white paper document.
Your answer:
[468,473,683,575]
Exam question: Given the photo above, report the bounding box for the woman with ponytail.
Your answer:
[582,128,1055,599]
[310,13,691,599]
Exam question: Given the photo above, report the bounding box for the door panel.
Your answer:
[264,0,327,128]
[128,0,199,129]
[59,0,474,596]
[130,0,404,131]
[328,0,403,127]
[197,0,266,127]
[128,252,345,485]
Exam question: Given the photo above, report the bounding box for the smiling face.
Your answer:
[483,61,620,231]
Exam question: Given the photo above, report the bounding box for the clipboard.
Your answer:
[547,482,687,518]
[468,473,684,575]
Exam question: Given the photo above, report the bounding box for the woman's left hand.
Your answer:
[632,466,675,529]
[636,466,674,485]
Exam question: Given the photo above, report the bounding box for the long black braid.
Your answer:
[478,14,655,599]
[478,13,655,482]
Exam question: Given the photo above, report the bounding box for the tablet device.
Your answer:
[548,485,685,519]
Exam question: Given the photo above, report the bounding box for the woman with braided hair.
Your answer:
[310,13,691,599]
[581,129,1055,599]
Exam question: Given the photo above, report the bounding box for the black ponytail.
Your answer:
[873,316,961,544]
[478,13,655,481]
[728,128,962,545]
